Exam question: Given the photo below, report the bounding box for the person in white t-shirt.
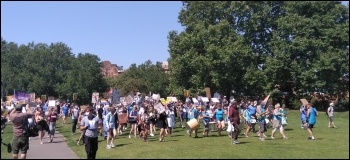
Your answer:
[327,103,337,128]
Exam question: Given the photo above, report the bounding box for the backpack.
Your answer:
[22,116,39,137]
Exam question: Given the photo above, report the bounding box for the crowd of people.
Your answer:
[0,93,338,159]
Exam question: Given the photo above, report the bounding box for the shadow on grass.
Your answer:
[284,128,293,131]
[116,143,131,147]
[170,134,184,137]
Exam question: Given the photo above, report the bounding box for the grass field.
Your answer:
[1,110,349,159]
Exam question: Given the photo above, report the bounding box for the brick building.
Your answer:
[101,61,124,78]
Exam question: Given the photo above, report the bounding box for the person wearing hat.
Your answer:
[9,103,34,159]
[327,103,337,128]
[270,103,288,140]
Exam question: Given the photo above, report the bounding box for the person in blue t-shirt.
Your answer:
[214,103,226,136]
[127,103,134,129]
[61,103,69,125]
[306,103,318,140]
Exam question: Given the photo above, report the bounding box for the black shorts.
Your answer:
[308,124,314,129]
[129,120,137,124]
[157,120,167,129]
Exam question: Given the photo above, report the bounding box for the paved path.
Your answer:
[27,131,80,159]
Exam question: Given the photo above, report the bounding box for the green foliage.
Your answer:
[168,1,349,100]
[0,39,108,104]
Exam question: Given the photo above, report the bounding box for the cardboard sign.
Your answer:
[80,105,89,110]
[41,95,47,101]
[73,93,78,101]
[205,87,211,99]
[184,89,189,98]
[300,99,309,106]
[92,92,99,103]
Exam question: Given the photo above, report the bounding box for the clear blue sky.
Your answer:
[1,1,348,70]
[1,1,184,69]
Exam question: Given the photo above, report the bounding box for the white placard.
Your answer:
[171,97,178,102]
[152,94,160,100]
[192,98,198,103]
[48,100,56,107]
[167,97,178,102]
[201,97,209,102]
[211,98,219,103]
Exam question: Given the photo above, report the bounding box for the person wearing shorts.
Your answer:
[9,104,34,159]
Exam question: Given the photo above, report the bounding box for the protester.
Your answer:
[228,101,240,144]
[80,107,102,159]
[327,103,337,128]
[306,103,318,140]
[47,107,58,143]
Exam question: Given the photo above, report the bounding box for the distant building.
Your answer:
[162,61,169,74]
[101,61,124,78]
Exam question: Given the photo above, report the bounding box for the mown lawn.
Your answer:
[1,110,349,159]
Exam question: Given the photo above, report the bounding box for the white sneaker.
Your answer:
[110,143,115,148]
[129,135,131,138]
[106,145,111,149]
[150,133,154,137]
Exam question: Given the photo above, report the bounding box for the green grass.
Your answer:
[1,110,349,159]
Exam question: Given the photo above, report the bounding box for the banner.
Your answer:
[92,92,99,103]
[14,90,31,103]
